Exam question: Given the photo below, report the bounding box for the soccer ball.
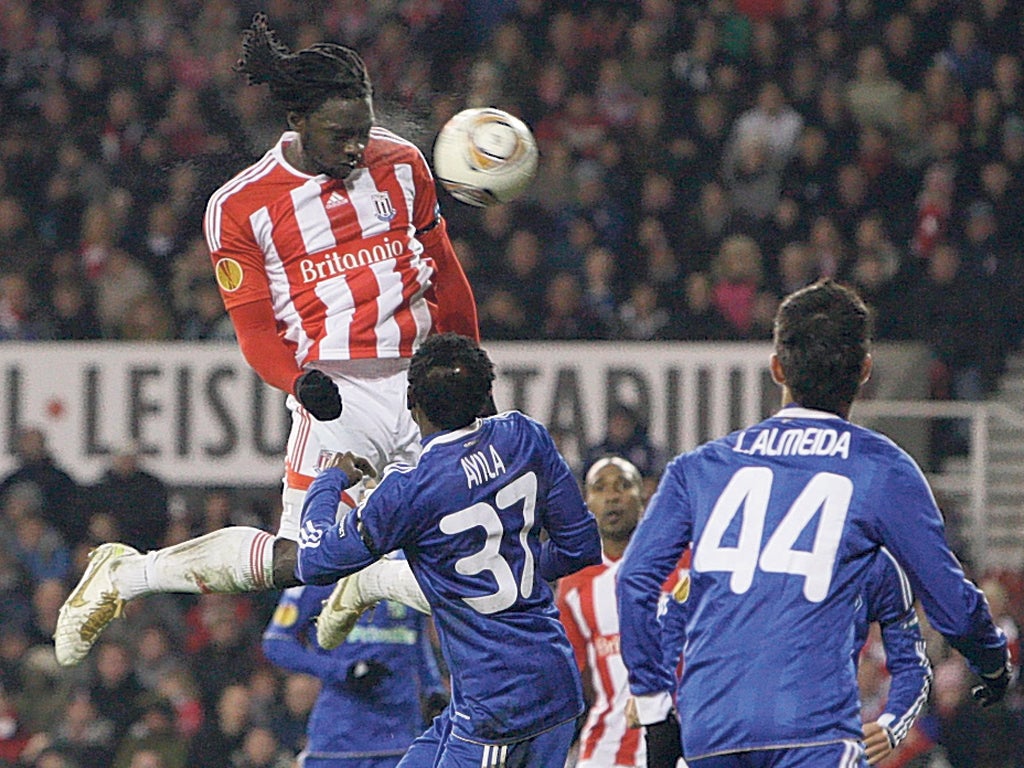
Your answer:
[432,107,539,207]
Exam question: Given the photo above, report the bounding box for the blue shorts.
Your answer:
[689,741,867,768]
[398,714,577,768]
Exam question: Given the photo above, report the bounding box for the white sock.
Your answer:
[357,558,431,615]
[111,528,276,600]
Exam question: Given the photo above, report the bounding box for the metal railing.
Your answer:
[854,400,1024,572]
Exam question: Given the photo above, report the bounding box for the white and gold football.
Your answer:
[432,107,539,207]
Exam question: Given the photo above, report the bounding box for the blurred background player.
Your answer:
[295,333,602,768]
[261,566,448,768]
[55,13,479,667]
[619,280,1011,768]
[556,456,688,768]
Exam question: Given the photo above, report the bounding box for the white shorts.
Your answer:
[277,359,421,540]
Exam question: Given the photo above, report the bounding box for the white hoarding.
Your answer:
[0,341,926,485]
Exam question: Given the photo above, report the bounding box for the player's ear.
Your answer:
[406,385,416,412]
[859,354,873,386]
[287,111,304,131]
[769,353,786,386]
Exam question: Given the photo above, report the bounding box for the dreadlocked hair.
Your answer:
[408,334,495,431]
[234,13,372,115]
[773,278,872,414]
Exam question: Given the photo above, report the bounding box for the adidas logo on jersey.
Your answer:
[325,191,348,209]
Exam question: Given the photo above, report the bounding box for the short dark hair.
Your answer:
[234,13,372,115]
[408,333,495,431]
[773,279,872,414]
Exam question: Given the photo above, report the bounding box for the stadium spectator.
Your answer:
[556,456,689,768]
[2,488,71,583]
[32,688,118,768]
[937,18,993,96]
[267,673,318,756]
[84,447,170,553]
[707,234,777,340]
[846,44,907,132]
[927,655,1024,766]
[0,681,32,764]
[542,271,612,341]
[27,578,66,650]
[186,682,252,768]
[131,625,184,695]
[584,404,666,487]
[47,278,102,341]
[0,427,84,545]
[726,81,803,171]
[498,227,547,335]
[617,281,672,341]
[781,124,834,218]
[109,694,187,768]
[88,639,145,743]
[0,272,50,341]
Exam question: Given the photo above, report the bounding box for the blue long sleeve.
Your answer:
[296,468,377,585]
[537,440,601,581]
[872,459,1008,676]
[416,622,446,698]
[860,550,932,745]
[619,459,691,698]
[659,595,689,676]
[538,512,602,582]
[261,586,349,685]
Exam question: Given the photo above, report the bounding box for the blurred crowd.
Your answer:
[0,1,1023,397]
[0,421,1021,768]
[2,0,1024,766]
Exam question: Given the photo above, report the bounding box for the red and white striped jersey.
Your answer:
[557,552,690,768]
[204,128,439,364]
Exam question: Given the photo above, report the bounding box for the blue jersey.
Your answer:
[262,583,444,761]
[298,411,602,744]
[659,546,931,749]
[618,406,1006,760]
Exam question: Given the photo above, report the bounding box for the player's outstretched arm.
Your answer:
[296,463,377,585]
[873,457,1011,695]
[420,215,480,342]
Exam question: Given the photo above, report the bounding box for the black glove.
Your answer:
[971,656,1013,707]
[645,712,682,768]
[294,370,342,421]
[345,659,390,696]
